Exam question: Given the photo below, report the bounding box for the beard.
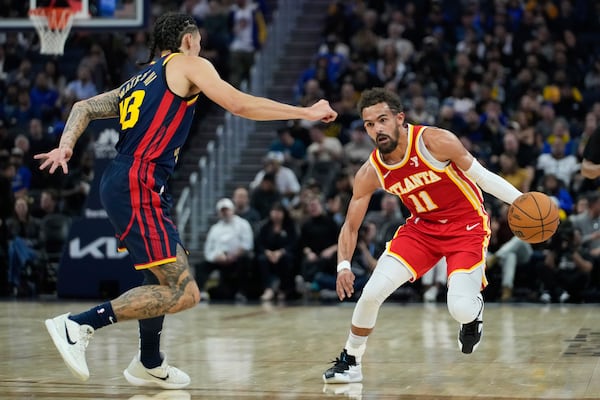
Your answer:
[376,121,399,154]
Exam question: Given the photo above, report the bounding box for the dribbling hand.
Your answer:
[34,147,73,174]
[336,269,355,301]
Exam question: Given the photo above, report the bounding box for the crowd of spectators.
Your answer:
[198,0,600,304]
[0,0,271,296]
[1,0,600,304]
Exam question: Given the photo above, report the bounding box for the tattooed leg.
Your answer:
[111,245,200,321]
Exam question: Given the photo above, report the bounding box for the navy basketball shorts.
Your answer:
[100,154,182,270]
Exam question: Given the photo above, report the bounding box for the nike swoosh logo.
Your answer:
[383,171,391,179]
[148,372,169,381]
[466,223,480,231]
[65,324,77,345]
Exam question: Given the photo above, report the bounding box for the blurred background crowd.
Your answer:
[0,0,599,304]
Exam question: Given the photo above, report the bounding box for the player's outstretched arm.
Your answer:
[336,162,379,300]
[34,89,120,174]
[182,57,337,123]
[423,127,522,205]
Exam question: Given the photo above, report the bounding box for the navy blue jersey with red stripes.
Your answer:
[116,53,198,174]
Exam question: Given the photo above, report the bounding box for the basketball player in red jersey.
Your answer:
[35,12,336,388]
[323,88,522,383]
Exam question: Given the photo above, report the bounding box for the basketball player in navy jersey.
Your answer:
[35,12,336,388]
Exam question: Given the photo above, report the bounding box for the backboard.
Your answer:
[0,0,149,30]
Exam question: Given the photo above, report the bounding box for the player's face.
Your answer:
[362,102,402,154]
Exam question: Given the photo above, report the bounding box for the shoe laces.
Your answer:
[329,351,356,372]
[79,326,94,349]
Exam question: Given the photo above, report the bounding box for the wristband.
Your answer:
[337,260,351,273]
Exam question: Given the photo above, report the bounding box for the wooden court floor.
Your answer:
[1,299,599,400]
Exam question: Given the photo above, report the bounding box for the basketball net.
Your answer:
[28,7,75,56]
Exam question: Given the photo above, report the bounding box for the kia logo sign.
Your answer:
[69,237,129,259]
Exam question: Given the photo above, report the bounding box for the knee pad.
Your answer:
[447,293,481,324]
[447,269,484,324]
[351,256,412,328]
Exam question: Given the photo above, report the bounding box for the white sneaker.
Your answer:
[45,313,94,381]
[559,291,570,303]
[123,352,190,389]
[323,349,363,383]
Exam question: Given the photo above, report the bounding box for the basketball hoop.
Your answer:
[28,7,75,55]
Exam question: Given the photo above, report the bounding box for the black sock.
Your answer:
[139,316,164,369]
[69,302,117,330]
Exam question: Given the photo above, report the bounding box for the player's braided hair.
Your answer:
[140,12,198,65]
[357,87,404,115]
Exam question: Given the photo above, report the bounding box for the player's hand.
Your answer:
[308,99,338,123]
[34,147,73,174]
[336,269,355,301]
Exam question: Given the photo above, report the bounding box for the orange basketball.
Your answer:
[507,192,560,244]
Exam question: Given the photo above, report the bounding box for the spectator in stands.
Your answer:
[9,147,31,198]
[538,219,593,304]
[536,136,580,189]
[332,81,360,132]
[569,191,600,267]
[43,59,67,93]
[422,257,447,303]
[268,126,307,177]
[196,198,254,301]
[250,171,282,220]
[6,196,41,296]
[306,122,343,163]
[296,55,336,103]
[0,151,16,221]
[364,192,404,228]
[249,151,300,208]
[298,78,326,108]
[61,150,94,217]
[487,235,533,302]
[227,0,267,89]
[29,71,59,123]
[406,95,435,126]
[314,221,377,301]
[232,186,261,228]
[255,202,298,301]
[539,173,573,217]
[0,119,12,151]
[31,188,59,219]
[498,152,529,193]
[343,120,374,170]
[7,89,37,129]
[296,195,339,292]
[64,65,98,101]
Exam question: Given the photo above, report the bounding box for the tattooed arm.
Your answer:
[34,89,120,174]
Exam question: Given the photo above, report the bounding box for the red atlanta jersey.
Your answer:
[369,124,488,224]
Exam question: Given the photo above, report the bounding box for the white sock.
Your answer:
[345,332,368,363]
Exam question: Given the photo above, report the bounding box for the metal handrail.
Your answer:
[175,0,304,250]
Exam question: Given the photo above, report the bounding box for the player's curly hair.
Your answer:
[140,12,198,65]
[357,87,404,115]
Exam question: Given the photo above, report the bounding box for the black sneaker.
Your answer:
[322,349,363,383]
[458,293,484,354]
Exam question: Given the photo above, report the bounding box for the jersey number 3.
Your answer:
[119,90,146,130]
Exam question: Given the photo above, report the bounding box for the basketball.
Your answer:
[507,192,560,243]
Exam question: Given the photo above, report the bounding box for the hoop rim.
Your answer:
[28,6,75,30]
